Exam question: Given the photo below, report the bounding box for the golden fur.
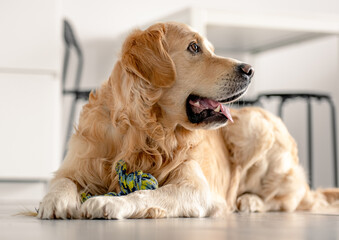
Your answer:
[37,22,338,219]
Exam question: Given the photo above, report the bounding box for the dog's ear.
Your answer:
[121,23,175,88]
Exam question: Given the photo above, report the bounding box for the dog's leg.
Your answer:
[81,160,227,219]
[226,165,242,211]
[37,178,80,219]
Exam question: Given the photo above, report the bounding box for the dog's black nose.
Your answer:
[239,63,254,78]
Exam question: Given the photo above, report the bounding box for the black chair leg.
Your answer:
[327,98,338,187]
[306,98,314,188]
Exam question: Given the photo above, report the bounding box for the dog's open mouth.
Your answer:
[186,91,245,124]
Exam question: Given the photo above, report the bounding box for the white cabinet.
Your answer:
[0,73,61,179]
[0,0,62,190]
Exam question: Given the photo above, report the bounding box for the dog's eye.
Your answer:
[188,42,201,54]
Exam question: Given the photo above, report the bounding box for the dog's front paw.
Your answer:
[37,192,80,219]
[237,193,265,213]
[81,193,168,219]
[81,196,135,219]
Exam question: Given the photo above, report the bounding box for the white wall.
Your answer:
[62,0,339,188]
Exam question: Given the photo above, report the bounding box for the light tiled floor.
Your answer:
[1,202,339,240]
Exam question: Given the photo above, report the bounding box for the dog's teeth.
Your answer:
[193,101,200,107]
[214,105,221,112]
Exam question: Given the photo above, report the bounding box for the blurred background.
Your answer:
[0,0,339,204]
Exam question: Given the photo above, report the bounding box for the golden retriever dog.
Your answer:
[37,22,338,219]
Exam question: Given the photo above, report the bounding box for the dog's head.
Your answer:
[120,22,254,131]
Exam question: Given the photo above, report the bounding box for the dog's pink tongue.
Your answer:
[202,99,219,109]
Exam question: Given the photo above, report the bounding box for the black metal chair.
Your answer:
[62,20,92,157]
[237,92,338,188]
